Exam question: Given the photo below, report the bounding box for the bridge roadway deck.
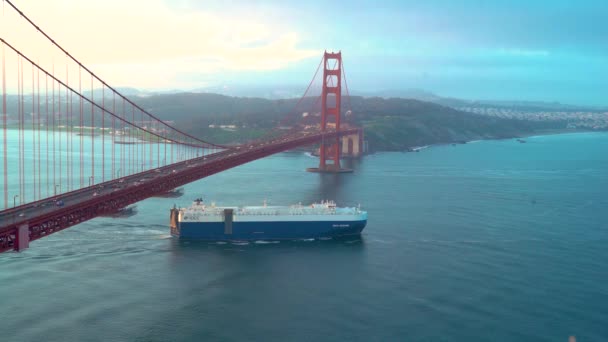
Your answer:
[0,128,358,252]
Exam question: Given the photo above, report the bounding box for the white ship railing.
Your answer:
[180,201,364,218]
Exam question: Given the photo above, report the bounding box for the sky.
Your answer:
[1,0,607,105]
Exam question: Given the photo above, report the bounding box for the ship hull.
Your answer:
[172,219,367,240]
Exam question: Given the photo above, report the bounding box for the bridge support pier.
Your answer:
[341,128,365,158]
[307,167,353,173]
[15,224,29,252]
[307,51,352,174]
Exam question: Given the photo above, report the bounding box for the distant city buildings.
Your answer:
[1,112,174,135]
[457,107,608,130]
[208,124,238,131]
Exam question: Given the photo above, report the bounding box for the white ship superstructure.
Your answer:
[170,200,368,240]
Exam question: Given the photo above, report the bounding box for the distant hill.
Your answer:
[129,93,566,151]
[1,91,572,151]
[172,85,607,112]
[351,88,608,112]
[330,96,564,150]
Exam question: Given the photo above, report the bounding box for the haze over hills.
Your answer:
[127,92,570,151]
[116,85,608,112]
[3,88,600,151]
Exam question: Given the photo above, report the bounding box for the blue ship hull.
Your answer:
[172,220,367,240]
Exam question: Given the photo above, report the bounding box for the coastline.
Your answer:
[403,128,604,154]
[4,126,605,154]
[518,128,603,139]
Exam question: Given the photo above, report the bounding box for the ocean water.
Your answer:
[1,132,608,341]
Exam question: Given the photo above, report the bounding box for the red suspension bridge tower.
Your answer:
[0,0,367,253]
[307,51,352,173]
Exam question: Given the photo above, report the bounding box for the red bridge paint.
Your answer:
[0,1,362,253]
[0,129,358,252]
[319,52,343,172]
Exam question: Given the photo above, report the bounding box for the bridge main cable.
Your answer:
[0,37,207,148]
[3,0,227,149]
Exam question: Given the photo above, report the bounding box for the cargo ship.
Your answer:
[169,200,367,240]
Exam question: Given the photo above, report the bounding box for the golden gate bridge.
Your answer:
[0,0,363,252]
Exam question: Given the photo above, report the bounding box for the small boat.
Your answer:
[102,206,138,218]
[153,188,184,198]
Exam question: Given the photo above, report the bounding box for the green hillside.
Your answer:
[2,92,568,151]
[132,93,565,151]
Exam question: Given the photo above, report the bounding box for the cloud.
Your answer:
[1,0,319,88]
[3,0,607,105]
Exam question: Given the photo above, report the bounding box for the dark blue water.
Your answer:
[2,132,608,341]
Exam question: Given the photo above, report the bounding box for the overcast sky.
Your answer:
[2,0,607,105]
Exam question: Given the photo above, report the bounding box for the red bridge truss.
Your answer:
[0,1,361,252]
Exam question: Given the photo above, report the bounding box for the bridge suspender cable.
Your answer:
[267,55,330,141]
[2,0,226,149]
[0,37,208,148]
[1,43,7,209]
[341,61,353,114]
